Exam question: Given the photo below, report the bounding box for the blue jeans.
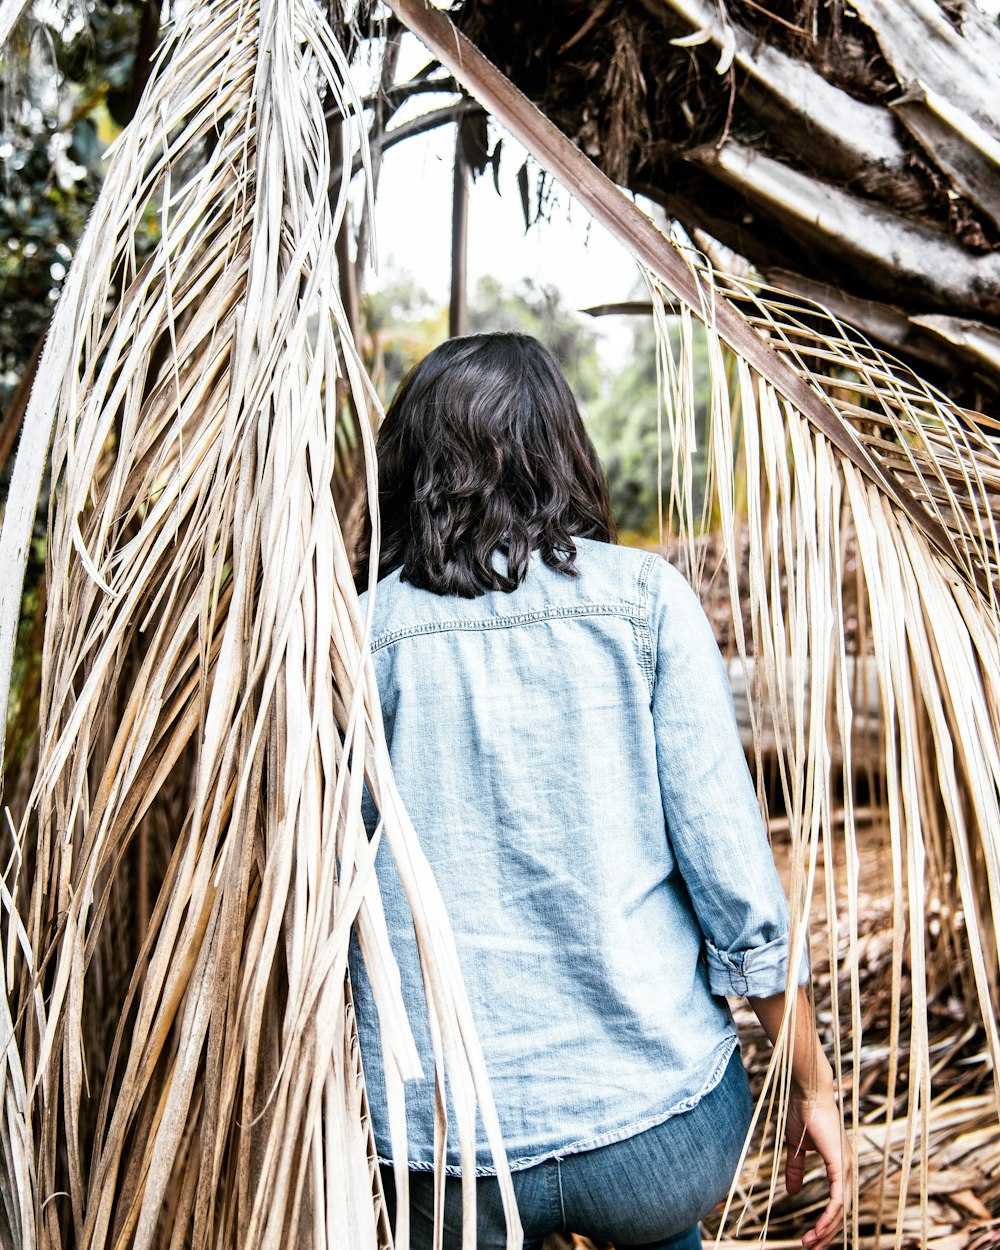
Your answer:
[381,1046,754,1249]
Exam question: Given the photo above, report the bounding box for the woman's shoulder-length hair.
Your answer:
[353,331,616,598]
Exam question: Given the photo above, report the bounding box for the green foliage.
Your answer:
[466,274,601,407]
[588,315,712,537]
[1,1,152,413]
[361,269,709,540]
[58,3,152,127]
[362,275,449,398]
[362,273,605,412]
[0,120,100,405]
[586,315,663,535]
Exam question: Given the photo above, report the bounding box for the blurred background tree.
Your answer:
[1,1,160,413]
[359,266,681,540]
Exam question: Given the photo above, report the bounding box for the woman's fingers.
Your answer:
[785,1140,807,1195]
[804,1200,844,1248]
[786,1101,853,1250]
[802,1127,853,1249]
[803,1173,843,1248]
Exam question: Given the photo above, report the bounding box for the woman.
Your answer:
[349,332,852,1250]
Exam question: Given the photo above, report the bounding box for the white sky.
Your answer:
[362,120,643,312]
[353,34,645,366]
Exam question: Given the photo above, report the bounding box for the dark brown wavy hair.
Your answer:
[353,332,616,597]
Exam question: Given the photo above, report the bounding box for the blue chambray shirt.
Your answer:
[349,536,808,1176]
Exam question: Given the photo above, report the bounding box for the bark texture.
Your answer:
[454,0,1000,409]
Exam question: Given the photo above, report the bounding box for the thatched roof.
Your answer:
[450,0,1000,408]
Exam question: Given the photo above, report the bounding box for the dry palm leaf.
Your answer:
[0,1,519,1247]
[644,248,1000,1250]
[385,2,1000,1246]
[1,0,1000,1247]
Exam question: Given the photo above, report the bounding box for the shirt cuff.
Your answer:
[704,935,811,998]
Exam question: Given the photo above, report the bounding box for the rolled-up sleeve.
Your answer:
[648,558,810,999]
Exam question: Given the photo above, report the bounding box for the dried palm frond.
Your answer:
[2,0,1000,1247]
[646,269,1000,1245]
[385,2,1000,1244]
[711,814,1000,1249]
[0,1,519,1247]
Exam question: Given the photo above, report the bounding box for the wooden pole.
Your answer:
[449,122,469,338]
[127,0,163,119]
[328,121,361,347]
[0,333,43,475]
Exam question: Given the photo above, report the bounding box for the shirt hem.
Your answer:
[376,1030,741,1178]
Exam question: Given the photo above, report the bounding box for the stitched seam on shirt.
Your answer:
[369,602,645,653]
[637,551,658,698]
[545,1162,563,1232]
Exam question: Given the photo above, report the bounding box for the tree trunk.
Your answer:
[450,125,470,338]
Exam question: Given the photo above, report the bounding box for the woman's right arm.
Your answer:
[748,985,852,1250]
[646,558,852,1246]
[647,558,810,1000]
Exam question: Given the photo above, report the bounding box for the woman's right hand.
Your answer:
[784,1088,853,1250]
[748,986,853,1250]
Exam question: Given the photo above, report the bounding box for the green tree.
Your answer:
[361,273,448,400]
[588,313,712,538]
[1,1,155,411]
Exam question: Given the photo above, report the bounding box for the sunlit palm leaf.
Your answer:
[0,2,519,1247]
[385,2,1000,1243]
